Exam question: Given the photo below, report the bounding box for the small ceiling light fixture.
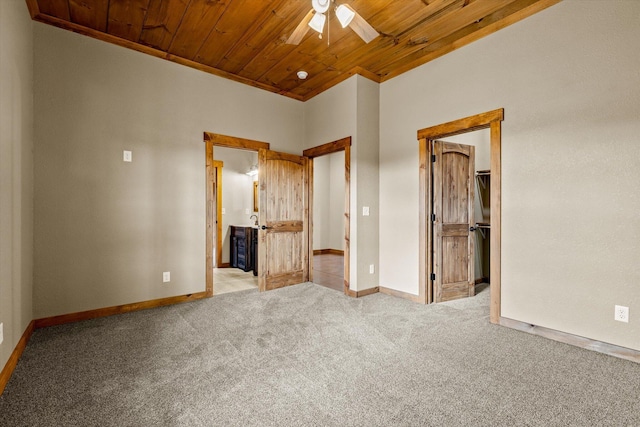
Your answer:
[297,70,309,80]
[335,4,355,28]
[246,164,258,177]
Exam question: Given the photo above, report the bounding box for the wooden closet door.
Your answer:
[258,149,309,291]
[432,141,475,302]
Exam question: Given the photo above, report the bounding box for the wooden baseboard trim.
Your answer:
[499,317,640,363]
[357,286,379,297]
[218,263,230,268]
[0,320,35,395]
[346,286,379,298]
[379,286,423,303]
[475,277,489,285]
[34,291,209,328]
[313,249,344,256]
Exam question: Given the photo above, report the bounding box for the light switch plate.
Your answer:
[222,208,226,214]
[123,150,132,162]
[163,272,170,283]
[363,206,370,216]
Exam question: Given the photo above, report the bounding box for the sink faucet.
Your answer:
[249,214,258,226]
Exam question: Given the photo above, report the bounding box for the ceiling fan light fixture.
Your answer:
[335,4,355,28]
[311,0,330,14]
[308,12,326,34]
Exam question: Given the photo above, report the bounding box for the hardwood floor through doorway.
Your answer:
[313,254,344,292]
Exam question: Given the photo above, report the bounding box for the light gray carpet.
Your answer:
[1,283,639,426]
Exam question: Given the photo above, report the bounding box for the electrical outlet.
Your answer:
[614,305,629,323]
[123,150,132,162]
[163,272,171,283]
[369,264,375,274]
[0,323,3,345]
[245,208,250,215]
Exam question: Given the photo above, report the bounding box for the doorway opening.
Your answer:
[417,109,503,323]
[303,137,352,295]
[214,147,259,295]
[204,133,270,297]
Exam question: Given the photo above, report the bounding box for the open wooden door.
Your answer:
[432,140,475,302]
[258,149,309,291]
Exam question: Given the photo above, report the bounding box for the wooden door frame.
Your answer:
[417,109,503,323]
[204,132,270,297]
[303,137,352,296]
[212,160,224,268]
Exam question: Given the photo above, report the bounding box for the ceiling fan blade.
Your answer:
[286,9,314,45]
[346,6,379,44]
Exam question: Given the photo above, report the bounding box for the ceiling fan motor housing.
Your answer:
[312,0,330,14]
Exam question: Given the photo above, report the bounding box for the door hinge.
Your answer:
[431,154,436,163]
[430,273,436,281]
[431,213,436,221]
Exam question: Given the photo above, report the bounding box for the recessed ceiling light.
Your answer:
[297,71,308,80]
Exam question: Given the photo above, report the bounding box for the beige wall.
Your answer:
[355,76,380,290]
[313,154,331,251]
[304,78,358,286]
[379,0,640,350]
[329,151,345,250]
[304,76,380,291]
[33,23,304,318]
[313,151,345,251]
[0,0,34,369]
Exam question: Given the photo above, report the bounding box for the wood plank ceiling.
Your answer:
[25,0,560,101]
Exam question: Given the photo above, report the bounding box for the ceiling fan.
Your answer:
[286,0,379,45]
